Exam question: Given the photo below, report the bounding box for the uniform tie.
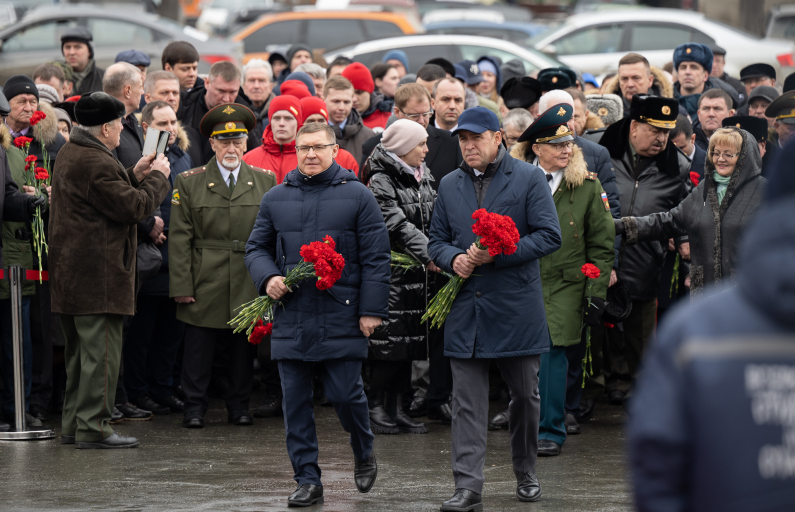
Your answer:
[546,173,553,183]
[228,173,235,194]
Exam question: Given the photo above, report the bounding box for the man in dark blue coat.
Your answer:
[628,142,795,512]
[245,122,390,507]
[428,107,561,510]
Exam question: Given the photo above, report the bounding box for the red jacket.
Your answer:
[362,109,390,131]
[244,126,359,183]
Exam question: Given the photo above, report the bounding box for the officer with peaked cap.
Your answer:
[762,90,795,175]
[538,67,576,92]
[169,103,277,429]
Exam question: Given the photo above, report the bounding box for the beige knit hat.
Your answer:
[382,119,428,157]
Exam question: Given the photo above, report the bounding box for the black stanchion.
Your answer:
[0,266,55,440]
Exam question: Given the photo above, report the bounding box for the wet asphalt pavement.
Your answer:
[0,394,632,511]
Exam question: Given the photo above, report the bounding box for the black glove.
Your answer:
[614,218,625,236]
[27,194,46,216]
[583,296,605,327]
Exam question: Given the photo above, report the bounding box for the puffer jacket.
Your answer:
[622,128,765,298]
[599,116,692,301]
[365,144,437,361]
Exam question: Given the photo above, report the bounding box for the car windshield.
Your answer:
[769,15,795,40]
[527,22,564,46]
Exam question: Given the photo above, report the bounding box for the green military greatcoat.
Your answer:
[511,143,615,346]
[169,157,276,328]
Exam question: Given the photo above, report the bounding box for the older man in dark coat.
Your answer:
[49,92,170,449]
[245,123,390,507]
[429,107,561,509]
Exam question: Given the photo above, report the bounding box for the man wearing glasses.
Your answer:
[245,122,390,507]
[169,103,277,429]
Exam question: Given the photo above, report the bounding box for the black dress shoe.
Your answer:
[29,404,50,422]
[354,453,377,493]
[608,389,626,405]
[5,412,43,428]
[428,403,453,425]
[61,434,75,445]
[110,406,124,424]
[154,394,185,413]
[228,410,253,425]
[183,411,204,428]
[116,402,154,421]
[441,489,482,511]
[131,395,170,415]
[76,432,139,449]
[253,394,283,418]
[516,472,542,502]
[0,419,10,432]
[578,398,596,421]
[369,404,399,434]
[564,413,581,435]
[488,409,509,430]
[537,439,561,457]
[407,396,427,418]
[287,483,323,507]
[386,393,428,434]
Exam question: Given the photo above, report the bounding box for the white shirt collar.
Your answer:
[217,159,241,188]
[533,156,564,195]
[435,118,458,132]
[687,145,696,161]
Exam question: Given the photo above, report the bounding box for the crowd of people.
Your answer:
[0,24,793,509]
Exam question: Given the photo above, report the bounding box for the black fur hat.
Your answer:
[74,92,126,127]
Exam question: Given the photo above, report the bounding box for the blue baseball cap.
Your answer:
[452,107,500,136]
[457,60,485,86]
[114,49,151,68]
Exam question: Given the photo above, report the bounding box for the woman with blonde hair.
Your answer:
[615,127,765,296]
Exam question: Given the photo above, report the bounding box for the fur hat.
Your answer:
[673,43,713,74]
[341,62,374,94]
[381,119,428,157]
[74,92,126,127]
[586,94,623,126]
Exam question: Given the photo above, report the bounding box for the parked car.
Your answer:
[197,0,282,37]
[0,5,243,83]
[767,5,795,42]
[530,8,795,80]
[324,33,564,74]
[231,10,418,64]
[424,20,548,47]
[416,0,532,23]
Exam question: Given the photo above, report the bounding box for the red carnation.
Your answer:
[24,155,36,163]
[248,319,273,345]
[581,263,600,280]
[300,236,345,290]
[13,136,32,148]
[689,171,700,187]
[34,167,49,180]
[29,111,46,126]
[322,235,336,250]
[471,209,520,257]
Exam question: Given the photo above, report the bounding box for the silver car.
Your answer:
[531,8,795,80]
[0,4,244,84]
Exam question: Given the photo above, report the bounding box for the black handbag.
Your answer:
[602,280,633,324]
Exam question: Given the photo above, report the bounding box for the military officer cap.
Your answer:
[199,103,256,139]
[500,77,542,109]
[764,90,795,125]
[538,67,576,91]
[586,94,623,126]
[629,95,678,130]
[740,63,776,82]
[784,71,795,93]
[722,115,768,144]
[517,103,574,144]
[673,43,713,73]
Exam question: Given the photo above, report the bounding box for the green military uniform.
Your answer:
[511,103,615,453]
[168,103,276,425]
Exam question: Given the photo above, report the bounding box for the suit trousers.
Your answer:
[426,325,452,408]
[279,359,374,486]
[564,327,588,414]
[181,324,253,414]
[605,298,656,396]
[450,355,541,494]
[538,345,568,446]
[61,313,123,442]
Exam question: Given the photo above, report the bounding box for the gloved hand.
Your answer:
[27,194,46,216]
[583,297,605,327]
[614,218,625,236]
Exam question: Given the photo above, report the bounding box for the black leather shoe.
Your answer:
[5,411,44,428]
[75,432,139,449]
[110,406,124,424]
[608,389,626,405]
[369,404,399,434]
[386,393,428,434]
[253,394,283,418]
[154,394,185,413]
[173,384,186,402]
[578,398,596,421]
[228,410,253,425]
[287,483,323,507]
[354,453,377,493]
[0,419,10,432]
[29,404,50,422]
[516,472,542,502]
[116,402,154,421]
[537,439,561,457]
[488,409,509,430]
[183,411,204,428]
[131,395,170,415]
[441,489,483,511]
[407,396,427,418]
[61,434,75,445]
[428,403,453,425]
[564,413,581,435]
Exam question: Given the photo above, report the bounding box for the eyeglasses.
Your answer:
[296,144,335,154]
[710,151,739,160]
[399,109,434,121]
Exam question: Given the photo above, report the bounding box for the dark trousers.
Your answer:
[30,282,58,409]
[181,324,254,414]
[0,297,31,416]
[369,360,411,393]
[538,345,568,446]
[583,323,608,400]
[605,298,656,395]
[564,327,588,414]
[279,359,373,486]
[450,355,541,494]
[257,335,281,396]
[426,325,452,408]
[124,295,185,401]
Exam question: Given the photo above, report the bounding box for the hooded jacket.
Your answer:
[361,91,392,132]
[622,129,765,297]
[602,66,673,117]
[330,109,375,164]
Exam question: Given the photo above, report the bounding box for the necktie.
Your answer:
[546,173,553,183]
[228,173,236,194]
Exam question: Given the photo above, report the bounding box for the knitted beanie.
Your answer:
[382,119,428,157]
[342,62,374,94]
[268,94,302,123]
[36,84,59,105]
[4,75,39,101]
[300,97,328,123]
[280,80,311,100]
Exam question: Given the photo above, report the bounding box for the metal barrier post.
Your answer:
[0,266,55,440]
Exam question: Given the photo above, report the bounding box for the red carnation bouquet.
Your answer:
[689,171,700,187]
[247,319,273,345]
[422,209,520,328]
[580,263,600,387]
[230,235,345,337]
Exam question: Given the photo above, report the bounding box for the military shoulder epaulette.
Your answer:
[250,166,275,176]
[585,171,598,181]
[181,167,207,177]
